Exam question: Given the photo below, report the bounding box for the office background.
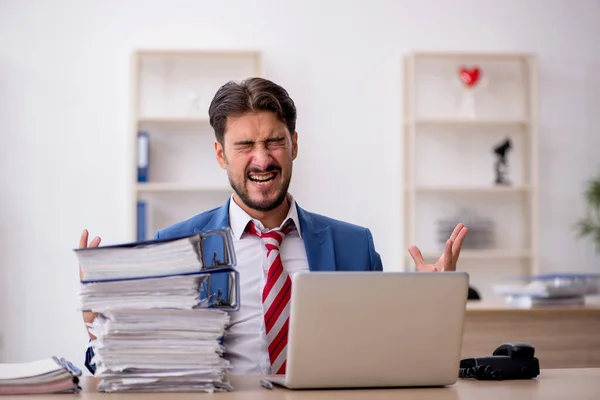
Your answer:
[0,0,599,369]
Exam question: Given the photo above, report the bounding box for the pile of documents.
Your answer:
[76,235,210,282]
[0,357,81,395]
[493,273,600,308]
[76,230,239,393]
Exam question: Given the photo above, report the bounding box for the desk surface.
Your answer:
[17,369,600,400]
[466,300,600,315]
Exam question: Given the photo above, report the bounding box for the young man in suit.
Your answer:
[80,77,468,375]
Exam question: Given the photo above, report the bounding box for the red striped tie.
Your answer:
[246,220,294,375]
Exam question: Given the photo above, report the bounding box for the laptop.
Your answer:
[262,271,469,389]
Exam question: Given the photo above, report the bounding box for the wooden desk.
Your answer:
[13,370,600,399]
[463,301,600,368]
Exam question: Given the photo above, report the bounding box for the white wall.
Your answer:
[0,0,599,366]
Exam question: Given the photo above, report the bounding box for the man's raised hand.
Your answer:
[408,223,468,272]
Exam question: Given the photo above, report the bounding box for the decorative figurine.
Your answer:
[456,65,488,120]
[459,66,481,88]
[493,138,512,185]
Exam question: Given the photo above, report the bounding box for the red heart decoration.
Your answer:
[459,66,481,88]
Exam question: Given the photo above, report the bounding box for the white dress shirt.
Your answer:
[224,195,310,374]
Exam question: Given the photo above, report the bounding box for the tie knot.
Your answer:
[245,219,295,246]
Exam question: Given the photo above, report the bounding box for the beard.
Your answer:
[228,165,292,212]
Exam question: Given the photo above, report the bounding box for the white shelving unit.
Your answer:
[131,49,263,241]
[403,51,539,300]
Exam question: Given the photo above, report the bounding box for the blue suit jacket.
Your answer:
[154,198,383,272]
[84,199,382,374]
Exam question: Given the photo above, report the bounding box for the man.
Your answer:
[80,77,468,375]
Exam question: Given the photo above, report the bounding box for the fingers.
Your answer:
[435,239,453,270]
[89,236,102,248]
[79,229,89,249]
[78,229,88,281]
[434,239,453,271]
[443,239,454,271]
[79,229,101,281]
[452,226,469,266]
[449,223,464,242]
[80,229,101,248]
[408,245,426,270]
[445,223,468,269]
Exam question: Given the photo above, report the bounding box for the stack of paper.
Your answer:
[79,274,212,311]
[76,235,206,281]
[76,231,238,393]
[493,273,600,308]
[87,309,232,392]
[0,357,81,395]
[505,295,586,308]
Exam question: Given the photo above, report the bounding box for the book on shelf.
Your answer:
[75,228,240,393]
[137,131,150,183]
[136,200,147,241]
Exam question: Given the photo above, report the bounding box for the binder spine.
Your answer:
[136,201,147,241]
[80,268,241,312]
[78,228,240,312]
[137,131,149,182]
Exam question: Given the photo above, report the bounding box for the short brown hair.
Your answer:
[208,77,297,145]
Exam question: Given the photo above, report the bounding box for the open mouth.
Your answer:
[248,171,278,185]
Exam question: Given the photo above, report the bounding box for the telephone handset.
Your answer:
[459,342,540,380]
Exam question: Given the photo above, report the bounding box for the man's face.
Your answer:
[215,111,298,212]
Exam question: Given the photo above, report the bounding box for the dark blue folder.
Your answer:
[77,228,240,311]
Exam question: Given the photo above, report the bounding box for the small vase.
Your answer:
[457,88,477,120]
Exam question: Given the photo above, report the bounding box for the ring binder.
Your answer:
[75,228,237,280]
[137,131,149,182]
[76,228,240,312]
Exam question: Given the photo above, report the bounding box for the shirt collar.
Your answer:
[228,194,302,240]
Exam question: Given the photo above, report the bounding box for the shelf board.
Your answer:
[136,183,231,193]
[136,49,262,58]
[406,119,530,127]
[137,117,211,131]
[405,249,532,261]
[409,51,534,60]
[407,185,531,194]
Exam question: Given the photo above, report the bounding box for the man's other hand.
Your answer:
[79,229,101,339]
[408,223,468,272]
[78,229,101,280]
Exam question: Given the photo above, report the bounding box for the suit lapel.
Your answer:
[194,198,231,234]
[297,205,336,271]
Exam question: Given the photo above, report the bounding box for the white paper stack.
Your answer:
[87,309,232,393]
[76,235,205,281]
[493,273,600,308]
[75,233,237,393]
[78,274,212,311]
[0,357,81,395]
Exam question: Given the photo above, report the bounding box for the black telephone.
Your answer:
[459,342,540,381]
